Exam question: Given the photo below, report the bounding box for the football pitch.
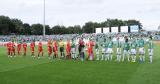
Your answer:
[0,43,160,84]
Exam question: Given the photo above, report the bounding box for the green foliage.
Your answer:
[0,15,142,35]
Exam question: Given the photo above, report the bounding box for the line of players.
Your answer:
[5,35,154,63]
[96,35,154,63]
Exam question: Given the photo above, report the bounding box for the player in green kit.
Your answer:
[71,38,76,60]
[95,38,100,60]
[104,37,109,61]
[130,38,137,62]
[107,37,113,61]
[122,37,130,62]
[101,37,106,61]
[116,37,122,62]
[138,36,145,63]
[148,36,154,63]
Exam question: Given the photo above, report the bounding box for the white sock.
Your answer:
[96,54,99,60]
[150,56,152,63]
[128,55,130,62]
[101,54,104,60]
[140,55,142,62]
[143,55,145,62]
[110,54,112,61]
[104,55,107,61]
[122,55,125,62]
[134,56,136,62]
[107,54,109,60]
[119,55,121,62]
[117,55,119,61]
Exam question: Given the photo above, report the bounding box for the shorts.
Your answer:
[123,50,129,55]
[71,48,76,54]
[48,46,52,52]
[148,49,153,56]
[139,47,145,55]
[31,48,34,52]
[102,48,105,54]
[131,49,136,55]
[117,48,121,55]
[60,47,64,52]
[96,49,99,54]
[107,48,113,54]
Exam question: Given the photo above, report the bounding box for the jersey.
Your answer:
[148,40,154,49]
[138,39,145,48]
[59,41,64,48]
[47,40,52,47]
[116,41,121,48]
[66,41,71,55]
[38,42,43,51]
[71,41,76,48]
[95,42,99,49]
[123,42,130,51]
[87,41,94,54]
[30,42,35,48]
[131,42,137,49]
[23,43,27,49]
[17,43,21,49]
[107,40,113,48]
[53,41,58,51]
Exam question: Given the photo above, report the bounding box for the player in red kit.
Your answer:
[30,40,35,57]
[22,40,27,56]
[17,42,22,55]
[53,39,58,58]
[6,41,12,57]
[47,39,52,59]
[87,38,95,60]
[11,40,16,57]
[66,39,71,59]
[38,41,43,59]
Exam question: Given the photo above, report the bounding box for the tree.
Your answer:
[0,15,16,35]
[23,23,31,35]
[73,25,82,34]
[82,22,95,33]
[45,25,51,35]
[11,19,23,34]
[31,24,43,35]
[126,20,142,29]
[0,15,143,35]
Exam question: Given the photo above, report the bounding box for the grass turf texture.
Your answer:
[0,44,160,84]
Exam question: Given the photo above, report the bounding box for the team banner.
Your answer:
[96,28,102,34]
[111,27,118,33]
[130,25,139,32]
[103,27,110,33]
[121,26,128,33]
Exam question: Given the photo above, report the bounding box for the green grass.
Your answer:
[0,44,160,84]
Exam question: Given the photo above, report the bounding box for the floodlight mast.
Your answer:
[43,0,46,36]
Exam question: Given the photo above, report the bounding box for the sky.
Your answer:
[0,0,160,30]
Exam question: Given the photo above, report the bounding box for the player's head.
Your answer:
[125,37,128,42]
[23,39,26,42]
[32,39,35,42]
[125,38,128,42]
[89,38,92,41]
[96,38,98,42]
[149,35,152,40]
[124,36,127,39]
[104,38,106,42]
